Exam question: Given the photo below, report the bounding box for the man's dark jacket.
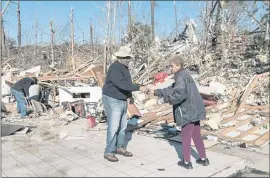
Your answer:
[155,69,206,127]
[11,77,36,97]
[103,60,140,100]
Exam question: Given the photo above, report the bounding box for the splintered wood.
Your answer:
[202,105,269,148]
[199,71,269,148]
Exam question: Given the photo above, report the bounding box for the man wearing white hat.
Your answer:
[102,46,148,162]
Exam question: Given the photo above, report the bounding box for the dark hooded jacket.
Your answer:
[154,69,206,127]
[102,60,140,100]
[11,77,38,97]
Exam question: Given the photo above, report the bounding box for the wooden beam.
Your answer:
[244,105,269,111]
[96,72,104,88]
[138,112,157,127]
[235,72,269,114]
[252,132,270,148]
[151,113,173,124]
[201,129,243,142]
[218,115,259,135]
[235,75,258,114]
[221,110,250,125]
[222,107,237,115]
[235,120,269,139]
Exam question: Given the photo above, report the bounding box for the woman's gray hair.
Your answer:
[169,55,186,68]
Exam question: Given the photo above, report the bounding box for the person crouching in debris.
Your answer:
[150,55,209,169]
[102,46,149,162]
[10,77,38,118]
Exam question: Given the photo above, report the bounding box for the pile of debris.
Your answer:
[1,60,106,139]
[1,19,269,150]
[126,70,269,149]
[117,20,269,150]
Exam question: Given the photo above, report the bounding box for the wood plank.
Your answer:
[201,129,246,142]
[96,71,104,88]
[235,75,258,114]
[221,110,250,125]
[252,132,270,148]
[222,107,237,115]
[253,133,262,137]
[151,113,173,124]
[230,89,242,103]
[235,120,269,139]
[138,112,158,127]
[218,115,259,135]
[244,105,269,111]
[12,76,87,82]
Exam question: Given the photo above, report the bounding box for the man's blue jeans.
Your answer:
[102,94,128,154]
[10,88,27,117]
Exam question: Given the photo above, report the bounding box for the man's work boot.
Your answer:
[196,158,210,166]
[104,153,118,162]
[178,160,193,169]
[116,148,133,157]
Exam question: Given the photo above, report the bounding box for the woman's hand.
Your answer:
[139,86,149,93]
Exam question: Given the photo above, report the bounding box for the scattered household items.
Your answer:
[1,25,269,150]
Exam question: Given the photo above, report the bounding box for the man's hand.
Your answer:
[139,86,149,93]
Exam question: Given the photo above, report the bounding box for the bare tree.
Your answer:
[150,0,155,41]
[0,1,2,61]
[34,16,38,58]
[70,8,75,71]
[174,0,178,37]
[103,1,111,74]
[90,18,93,50]
[128,0,131,32]
[112,1,117,53]
[17,0,21,48]
[50,20,55,64]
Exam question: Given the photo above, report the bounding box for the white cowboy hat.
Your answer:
[114,46,134,58]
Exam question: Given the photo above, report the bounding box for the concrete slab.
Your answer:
[250,158,270,173]
[2,127,250,177]
[210,160,251,177]
[259,144,269,155]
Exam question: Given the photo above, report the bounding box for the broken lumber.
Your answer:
[235,75,258,114]
[221,110,251,125]
[138,112,164,128]
[218,115,259,135]
[252,131,270,148]
[235,119,269,139]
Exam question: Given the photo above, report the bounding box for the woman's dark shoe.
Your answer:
[116,148,133,157]
[104,153,118,162]
[178,160,193,169]
[196,158,210,166]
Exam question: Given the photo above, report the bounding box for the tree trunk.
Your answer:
[174,0,178,37]
[70,8,75,71]
[111,1,117,55]
[50,20,55,64]
[128,0,131,33]
[90,18,93,51]
[82,32,85,44]
[1,19,6,56]
[150,0,155,41]
[103,1,111,74]
[34,16,38,58]
[0,2,3,60]
[17,0,21,48]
